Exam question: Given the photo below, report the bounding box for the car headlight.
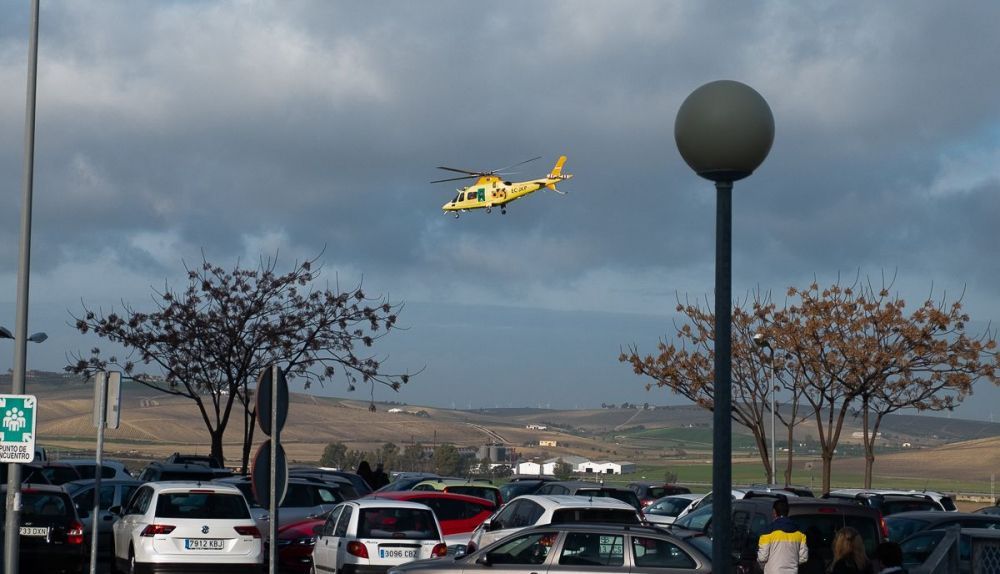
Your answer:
[294,536,316,547]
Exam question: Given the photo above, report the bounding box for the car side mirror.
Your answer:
[109,505,122,516]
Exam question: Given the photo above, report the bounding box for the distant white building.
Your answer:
[578,461,636,475]
[526,424,548,430]
[517,455,588,476]
[387,408,405,413]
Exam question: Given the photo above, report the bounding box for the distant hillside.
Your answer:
[3,371,999,471]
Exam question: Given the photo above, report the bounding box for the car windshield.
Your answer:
[886,517,935,542]
[674,504,712,531]
[648,498,693,517]
[551,508,639,524]
[155,492,250,519]
[21,492,71,518]
[358,507,439,540]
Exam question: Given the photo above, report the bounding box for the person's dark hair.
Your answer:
[875,541,903,567]
[773,498,789,518]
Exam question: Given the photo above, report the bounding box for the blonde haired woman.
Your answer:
[828,527,873,574]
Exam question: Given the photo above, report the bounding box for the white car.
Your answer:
[643,493,704,525]
[110,481,262,573]
[312,499,448,573]
[467,494,642,553]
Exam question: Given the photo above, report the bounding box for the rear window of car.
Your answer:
[42,467,80,485]
[22,492,72,518]
[551,508,639,525]
[415,497,493,521]
[74,465,119,480]
[155,492,250,519]
[791,514,881,557]
[159,470,228,481]
[882,499,941,515]
[358,508,439,540]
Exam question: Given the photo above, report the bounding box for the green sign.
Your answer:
[0,395,37,463]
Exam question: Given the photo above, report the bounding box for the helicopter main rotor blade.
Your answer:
[436,166,484,176]
[430,174,479,184]
[492,156,542,174]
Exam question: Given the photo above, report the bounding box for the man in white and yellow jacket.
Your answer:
[757,498,808,574]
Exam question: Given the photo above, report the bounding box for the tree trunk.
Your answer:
[821,449,834,493]
[241,406,257,475]
[210,428,225,469]
[751,428,773,484]
[784,416,795,486]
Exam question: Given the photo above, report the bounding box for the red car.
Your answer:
[274,491,495,574]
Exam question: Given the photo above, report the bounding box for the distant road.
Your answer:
[468,423,509,444]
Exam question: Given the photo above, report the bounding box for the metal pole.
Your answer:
[269,363,279,574]
[768,347,776,483]
[90,372,108,574]
[5,2,40,573]
[711,180,733,574]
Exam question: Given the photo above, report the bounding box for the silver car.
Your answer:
[390,523,712,574]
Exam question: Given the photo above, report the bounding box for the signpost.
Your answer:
[90,371,121,574]
[254,364,289,574]
[0,395,37,463]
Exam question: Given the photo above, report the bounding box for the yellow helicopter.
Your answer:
[433,155,573,217]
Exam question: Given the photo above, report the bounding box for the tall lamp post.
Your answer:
[675,80,773,573]
[753,332,776,483]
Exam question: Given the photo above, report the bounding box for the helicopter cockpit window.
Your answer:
[452,194,461,203]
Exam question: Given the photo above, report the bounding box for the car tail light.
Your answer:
[67,521,85,545]
[347,541,369,558]
[878,513,889,539]
[432,543,448,557]
[140,524,176,537]
[234,525,261,538]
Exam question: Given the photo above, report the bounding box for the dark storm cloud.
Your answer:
[2,1,1000,412]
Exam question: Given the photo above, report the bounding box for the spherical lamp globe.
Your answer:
[674,80,775,182]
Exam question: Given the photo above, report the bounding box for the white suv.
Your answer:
[111,481,262,573]
[312,499,447,573]
[467,494,642,552]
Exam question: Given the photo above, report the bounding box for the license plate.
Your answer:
[379,548,417,559]
[185,539,225,550]
[19,527,49,537]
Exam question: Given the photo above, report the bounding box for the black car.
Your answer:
[898,527,1000,573]
[137,461,234,482]
[0,485,87,574]
[674,494,886,573]
[822,491,945,515]
[289,466,370,497]
[627,482,694,506]
[164,451,224,468]
[0,461,51,485]
[532,481,643,511]
[884,510,1000,542]
[499,479,551,502]
[975,505,1000,516]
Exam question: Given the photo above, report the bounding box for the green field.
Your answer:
[614,427,761,450]
[608,462,995,495]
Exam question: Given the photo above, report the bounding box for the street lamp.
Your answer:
[753,332,776,483]
[0,326,48,344]
[675,80,773,574]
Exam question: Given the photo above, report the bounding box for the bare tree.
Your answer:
[621,293,781,483]
[68,253,415,470]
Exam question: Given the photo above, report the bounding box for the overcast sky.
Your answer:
[2,1,999,420]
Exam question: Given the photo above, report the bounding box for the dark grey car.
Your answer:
[64,477,142,556]
[885,511,1000,542]
[389,523,712,574]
